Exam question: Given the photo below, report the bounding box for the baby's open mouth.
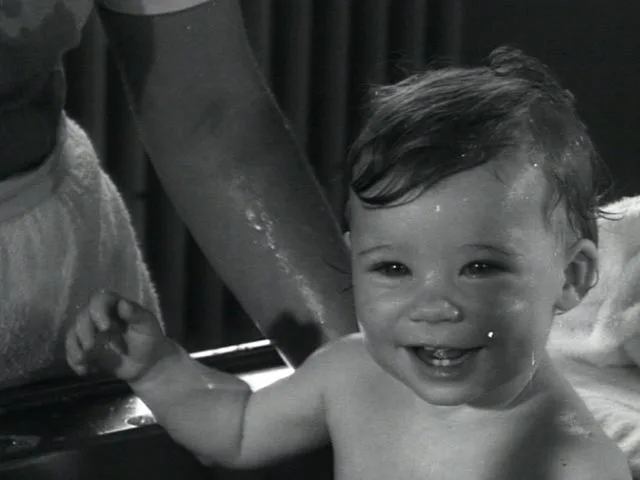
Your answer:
[411,346,483,367]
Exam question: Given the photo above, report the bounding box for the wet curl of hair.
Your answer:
[346,46,613,245]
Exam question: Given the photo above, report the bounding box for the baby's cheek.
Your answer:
[495,299,532,330]
[467,283,526,314]
[483,299,543,373]
[503,300,553,360]
[354,293,400,336]
[497,298,530,316]
[476,294,535,339]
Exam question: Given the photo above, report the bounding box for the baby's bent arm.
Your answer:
[232,343,334,468]
[131,339,332,469]
[129,341,251,467]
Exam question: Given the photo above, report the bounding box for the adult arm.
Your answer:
[95,0,356,365]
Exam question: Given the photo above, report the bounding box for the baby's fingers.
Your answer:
[115,296,156,329]
[75,307,102,352]
[113,295,164,339]
[88,291,123,332]
[89,291,152,332]
[117,298,134,322]
[65,326,89,376]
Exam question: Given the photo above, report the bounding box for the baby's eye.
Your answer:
[460,261,506,278]
[370,262,411,277]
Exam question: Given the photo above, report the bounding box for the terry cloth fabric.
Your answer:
[0,114,162,389]
[548,196,640,367]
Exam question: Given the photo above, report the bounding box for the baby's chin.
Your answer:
[398,363,538,413]
[410,379,489,408]
[375,360,488,408]
[365,342,538,411]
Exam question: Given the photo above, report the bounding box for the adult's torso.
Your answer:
[0,0,93,92]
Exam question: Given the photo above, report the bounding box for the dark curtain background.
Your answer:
[459,0,640,200]
[62,0,639,353]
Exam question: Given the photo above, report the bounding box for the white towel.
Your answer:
[0,114,162,389]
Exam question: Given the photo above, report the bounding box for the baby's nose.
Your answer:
[408,299,462,324]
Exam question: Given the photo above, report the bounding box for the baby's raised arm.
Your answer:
[66,292,330,468]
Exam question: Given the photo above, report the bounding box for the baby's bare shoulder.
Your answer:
[483,402,631,480]
[551,433,632,480]
[305,333,385,396]
[554,388,632,479]
[538,395,632,480]
[307,333,373,376]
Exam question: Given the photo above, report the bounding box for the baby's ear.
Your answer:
[555,239,598,313]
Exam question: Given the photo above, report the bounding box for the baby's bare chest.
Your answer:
[327,378,569,480]
[332,415,523,480]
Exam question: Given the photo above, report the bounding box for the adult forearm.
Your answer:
[98,0,260,155]
[98,0,357,365]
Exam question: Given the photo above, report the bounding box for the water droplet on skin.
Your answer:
[531,350,536,367]
[246,208,265,231]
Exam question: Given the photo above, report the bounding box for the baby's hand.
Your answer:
[66,291,170,383]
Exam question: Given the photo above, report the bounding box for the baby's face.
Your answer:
[348,158,571,408]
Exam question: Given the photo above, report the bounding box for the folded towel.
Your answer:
[0,114,161,389]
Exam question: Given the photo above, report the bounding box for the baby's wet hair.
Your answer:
[346,46,612,245]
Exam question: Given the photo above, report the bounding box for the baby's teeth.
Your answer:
[431,348,464,359]
[433,358,453,366]
[414,347,473,367]
[434,348,448,359]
